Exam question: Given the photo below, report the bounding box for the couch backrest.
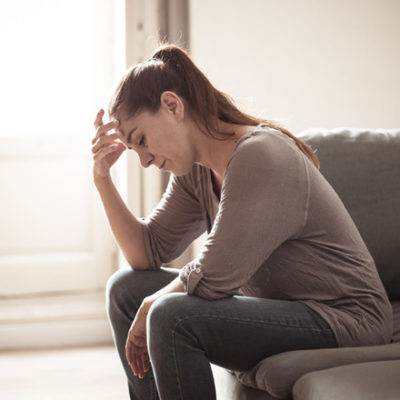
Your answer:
[298,128,400,301]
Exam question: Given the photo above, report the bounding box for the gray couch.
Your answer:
[211,128,400,400]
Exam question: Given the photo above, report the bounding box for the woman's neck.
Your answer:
[193,121,255,179]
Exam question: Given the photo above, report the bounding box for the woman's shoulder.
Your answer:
[229,124,300,170]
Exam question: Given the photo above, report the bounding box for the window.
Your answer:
[0,1,124,347]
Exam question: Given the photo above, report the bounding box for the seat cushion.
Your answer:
[292,360,400,400]
[234,342,400,399]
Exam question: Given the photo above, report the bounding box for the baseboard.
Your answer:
[0,318,113,350]
[0,290,114,350]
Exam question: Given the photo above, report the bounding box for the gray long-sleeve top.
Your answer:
[140,125,393,348]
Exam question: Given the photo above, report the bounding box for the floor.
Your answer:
[0,345,129,400]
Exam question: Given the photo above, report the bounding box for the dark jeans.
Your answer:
[106,267,338,400]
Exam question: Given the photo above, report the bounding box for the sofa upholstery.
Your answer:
[292,359,400,400]
[211,128,400,400]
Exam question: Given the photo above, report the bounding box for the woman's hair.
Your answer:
[109,44,320,169]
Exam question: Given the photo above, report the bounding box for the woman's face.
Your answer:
[116,93,195,176]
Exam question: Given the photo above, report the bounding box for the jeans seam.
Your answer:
[172,328,186,400]
[173,314,332,333]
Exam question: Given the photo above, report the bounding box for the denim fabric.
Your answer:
[106,267,179,400]
[106,267,338,400]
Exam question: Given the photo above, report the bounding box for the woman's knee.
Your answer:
[147,294,204,360]
[106,268,146,315]
[106,267,180,316]
[147,293,195,337]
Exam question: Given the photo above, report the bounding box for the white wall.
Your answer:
[189,0,400,134]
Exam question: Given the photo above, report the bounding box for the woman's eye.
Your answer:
[138,136,145,146]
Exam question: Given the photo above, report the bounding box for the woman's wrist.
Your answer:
[94,172,112,187]
[142,276,185,313]
[142,296,157,314]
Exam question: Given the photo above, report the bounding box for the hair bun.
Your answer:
[152,47,172,62]
[152,44,186,64]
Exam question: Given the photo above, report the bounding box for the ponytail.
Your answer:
[109,44,320,169]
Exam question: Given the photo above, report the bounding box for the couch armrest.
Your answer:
[234,342,400,399]
[292,360,400,400]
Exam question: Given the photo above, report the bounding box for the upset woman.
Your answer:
[91,44,392,400]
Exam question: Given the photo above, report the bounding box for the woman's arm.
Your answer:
[94,175,150,269]
[180,132,309,299]
[139,169,207,268]
[92,109,150,270]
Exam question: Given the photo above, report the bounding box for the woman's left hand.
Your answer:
[126,300,152,379]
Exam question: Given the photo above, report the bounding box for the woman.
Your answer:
[91,44,392,400]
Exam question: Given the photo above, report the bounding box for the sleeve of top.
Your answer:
[179,133,310,299]
[140,172,207,269]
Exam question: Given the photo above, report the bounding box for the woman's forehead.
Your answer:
[117,112,156,138]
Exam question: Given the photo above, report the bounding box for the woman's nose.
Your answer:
[138,149,154,168]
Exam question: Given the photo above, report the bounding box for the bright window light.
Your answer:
[0,1,101,138]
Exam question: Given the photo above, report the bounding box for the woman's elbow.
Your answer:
[125,253,155,271]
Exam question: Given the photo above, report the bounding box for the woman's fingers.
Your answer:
[92,119,119,145]
[133,349,142,377]
[136,351,147,379]
[126,338,134,366]
[135,347,149,378]
[92,120,118,145]
[92,142,124,161]
[125,337,132,364]
[125,308,149,379]
[125,335,149,379]
[91,110,125,179]
[141,352,150,373]
[126,338,138,374]
[94,109,104,129]
[91,132,121,153]
[128,343,141,377]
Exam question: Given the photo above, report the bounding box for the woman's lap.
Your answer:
[148,291,338,372]
[107,267,338,399]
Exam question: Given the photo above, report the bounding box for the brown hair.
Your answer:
[109,44,320,169]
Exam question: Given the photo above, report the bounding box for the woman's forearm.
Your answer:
[95,174,151,269]
[148,276,185,301]
[143,276,185,310]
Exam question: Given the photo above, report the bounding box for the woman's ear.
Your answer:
[160,91,184,121]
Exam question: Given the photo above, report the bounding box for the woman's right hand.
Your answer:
[91,109,127,180]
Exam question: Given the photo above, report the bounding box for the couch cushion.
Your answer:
[391,301,400,342]
[292,360,400,400]
[211,363,277,400]
[297,128,400,300]
[234,342,400,399]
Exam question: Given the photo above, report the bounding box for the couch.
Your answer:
[211,127,400,400]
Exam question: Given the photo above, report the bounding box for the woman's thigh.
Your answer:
[148,293,338,372]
